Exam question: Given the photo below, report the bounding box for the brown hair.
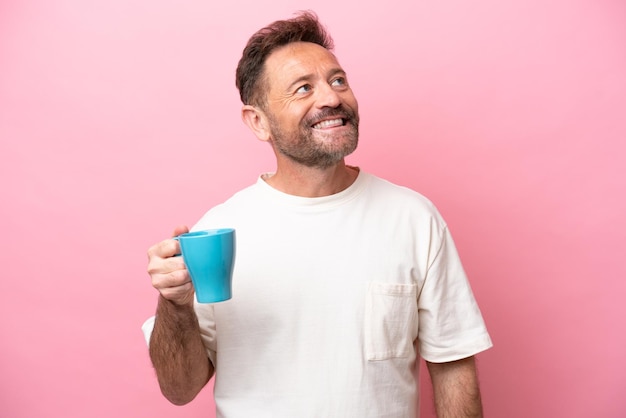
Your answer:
[235,11,334,107]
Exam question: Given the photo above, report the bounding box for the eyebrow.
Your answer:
[285,67,346,92]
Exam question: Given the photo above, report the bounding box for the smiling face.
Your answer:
[260,42,360,168]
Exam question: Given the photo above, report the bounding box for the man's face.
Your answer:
[261,42,360,168]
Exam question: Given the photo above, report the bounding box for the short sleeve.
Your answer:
[141,316,156,346]
[417,226,492,362]
[194,301,218,366]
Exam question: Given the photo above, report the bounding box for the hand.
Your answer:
[147,225,194,306]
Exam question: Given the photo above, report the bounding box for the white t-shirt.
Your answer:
[145,170,492,417]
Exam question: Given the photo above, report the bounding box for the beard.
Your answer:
[267,105,360,169]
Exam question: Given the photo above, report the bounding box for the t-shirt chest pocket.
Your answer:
[364,281,418,361]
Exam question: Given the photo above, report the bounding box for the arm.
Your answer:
[426,356,484,418]
[147,226,214,405]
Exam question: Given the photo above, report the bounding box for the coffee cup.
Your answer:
[174,228,236,303]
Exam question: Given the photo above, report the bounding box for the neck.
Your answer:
[263,160,359,197]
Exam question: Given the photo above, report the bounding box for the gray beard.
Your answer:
[268,108,360,168]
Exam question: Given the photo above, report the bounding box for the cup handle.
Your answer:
[171,236,182,257]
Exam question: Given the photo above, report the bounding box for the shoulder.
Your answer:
[362,172,442,218]
[192,181,262,230]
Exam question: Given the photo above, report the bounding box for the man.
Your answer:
[144,11,492,417]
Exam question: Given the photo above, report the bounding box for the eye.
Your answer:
[331,77,347,87]
[296,84,312,94]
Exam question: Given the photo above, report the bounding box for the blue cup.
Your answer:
[174,228,236,303]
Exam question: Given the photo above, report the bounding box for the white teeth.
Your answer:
[313,118,343,129]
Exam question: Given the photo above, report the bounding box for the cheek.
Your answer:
[278,101,308,120]
[343,92,359,111]
[351,99,359,113]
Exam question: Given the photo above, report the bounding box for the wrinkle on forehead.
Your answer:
[264,42,343,94]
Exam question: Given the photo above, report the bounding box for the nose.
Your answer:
[315,83,341,109]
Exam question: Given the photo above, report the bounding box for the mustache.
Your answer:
[304,105,359,127]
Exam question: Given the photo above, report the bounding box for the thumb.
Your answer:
[171,225,190,237]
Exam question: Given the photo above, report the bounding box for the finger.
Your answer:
[147,254,187,280]
[158,281,195,305]
[171,225,190,237]
[147,237,181,260]
[151,268,191,290]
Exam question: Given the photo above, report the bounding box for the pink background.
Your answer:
[1,0,624,417]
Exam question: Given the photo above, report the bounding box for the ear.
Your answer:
[241,105,271,142]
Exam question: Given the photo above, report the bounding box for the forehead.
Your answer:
[264,42,342,86]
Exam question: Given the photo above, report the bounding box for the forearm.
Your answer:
[149,295,213,405]
[426,356,483,418]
